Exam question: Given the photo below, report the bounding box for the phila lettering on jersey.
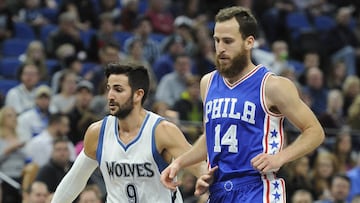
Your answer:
[204,65,285,183]
[96,112,183,203]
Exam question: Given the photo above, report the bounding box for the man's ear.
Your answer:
[134,89,144,103]
[244,36,255,50]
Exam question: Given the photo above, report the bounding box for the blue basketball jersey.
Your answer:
[204,65,285,183]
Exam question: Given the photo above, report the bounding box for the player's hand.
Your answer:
[251,153,282,173]
[194,166,218,196]
[160,162,181,190]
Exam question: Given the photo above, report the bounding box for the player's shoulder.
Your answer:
[266,74,296,90]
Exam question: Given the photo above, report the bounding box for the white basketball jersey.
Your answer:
[96,111,183,203]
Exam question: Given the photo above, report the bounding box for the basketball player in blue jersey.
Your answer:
[161,6,325,203]
[50,62,207,203]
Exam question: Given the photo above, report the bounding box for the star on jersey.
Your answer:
[270,141,279,149]
[271,129,278,138]
[272,181,281,202]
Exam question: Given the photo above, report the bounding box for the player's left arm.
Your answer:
[251,75,325,173]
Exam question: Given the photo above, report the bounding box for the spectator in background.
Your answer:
[172,75,202,143]
[20,40,49,82]
[35,137,73,193]
[267,40,296,75]
[332,127,357,173]
[153,35,185,81]
[51,54,83,94]
[347,95,360,130]
[315,174,351,203]
[22,181,49,203]
[16,0,49,36]
[291,189,314,203]
[5,63,40,114]
[119,0,139,31]
[124,38,158,108]
[46,11,85,58]
[77,184,103,203]
[17,85,51,142]
[281,156,313,201]
[326,60,347,90]
[342,75,360,118]
[318,89,345,136]
[192,36,215,77]
[0,106,26,203]
[155,53,193,107]
[49,43,76,76]
[87,12,119,63]
[311,151,340,201]
[98,0,121,21]
[166,15,197,56]
[58,0,98,30]
[87,42,122,94]
[145,0,174,35]
[347,155,360,203]
[303,67,328,116]
[24,113,76,168]
[298,51,321,86]
[324,6,360,76]
[124,16,160,65]
[50,71,77,114]
[0,0,14,42]
[67,80,98,145]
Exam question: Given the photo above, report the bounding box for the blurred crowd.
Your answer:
[1,0,360,203]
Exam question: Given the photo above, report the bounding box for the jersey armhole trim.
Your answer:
[96,116,108,164]
[152,117,168,173]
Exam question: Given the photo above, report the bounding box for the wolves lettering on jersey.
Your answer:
[204,98,256,124]
[105,161,154,178]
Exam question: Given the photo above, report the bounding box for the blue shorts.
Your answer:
[207,175,286,203]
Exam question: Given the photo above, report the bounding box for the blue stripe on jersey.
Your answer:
[151,117,168,172]
[115,113,151,151]
[96,116,108,164]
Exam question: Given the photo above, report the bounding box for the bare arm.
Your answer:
[156,121,208,177]
[160,73,212,189]
[251,76,324,172]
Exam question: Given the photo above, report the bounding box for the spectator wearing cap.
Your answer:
[5,64,40,114]
[161,15,197,56]
[67,80,99,145]
[123,16,160,65]
[153,35,186,82]
[17,85,52,142]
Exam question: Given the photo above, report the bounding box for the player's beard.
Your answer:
[215,49,248,79]
[112,94,134,119]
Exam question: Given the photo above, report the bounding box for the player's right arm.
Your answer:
[160,73,212,190]
[51,120,102,203]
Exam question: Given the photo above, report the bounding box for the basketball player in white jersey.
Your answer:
[51,62,207,203]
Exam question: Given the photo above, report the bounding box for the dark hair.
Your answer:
[331,173,351,186]
[48,113,66,126]
[105,62,150,105]
[52,136,69,146]
[215,6,258,39]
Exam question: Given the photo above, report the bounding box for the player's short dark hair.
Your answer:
[105,62,150,105]
[215,6,258,39]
